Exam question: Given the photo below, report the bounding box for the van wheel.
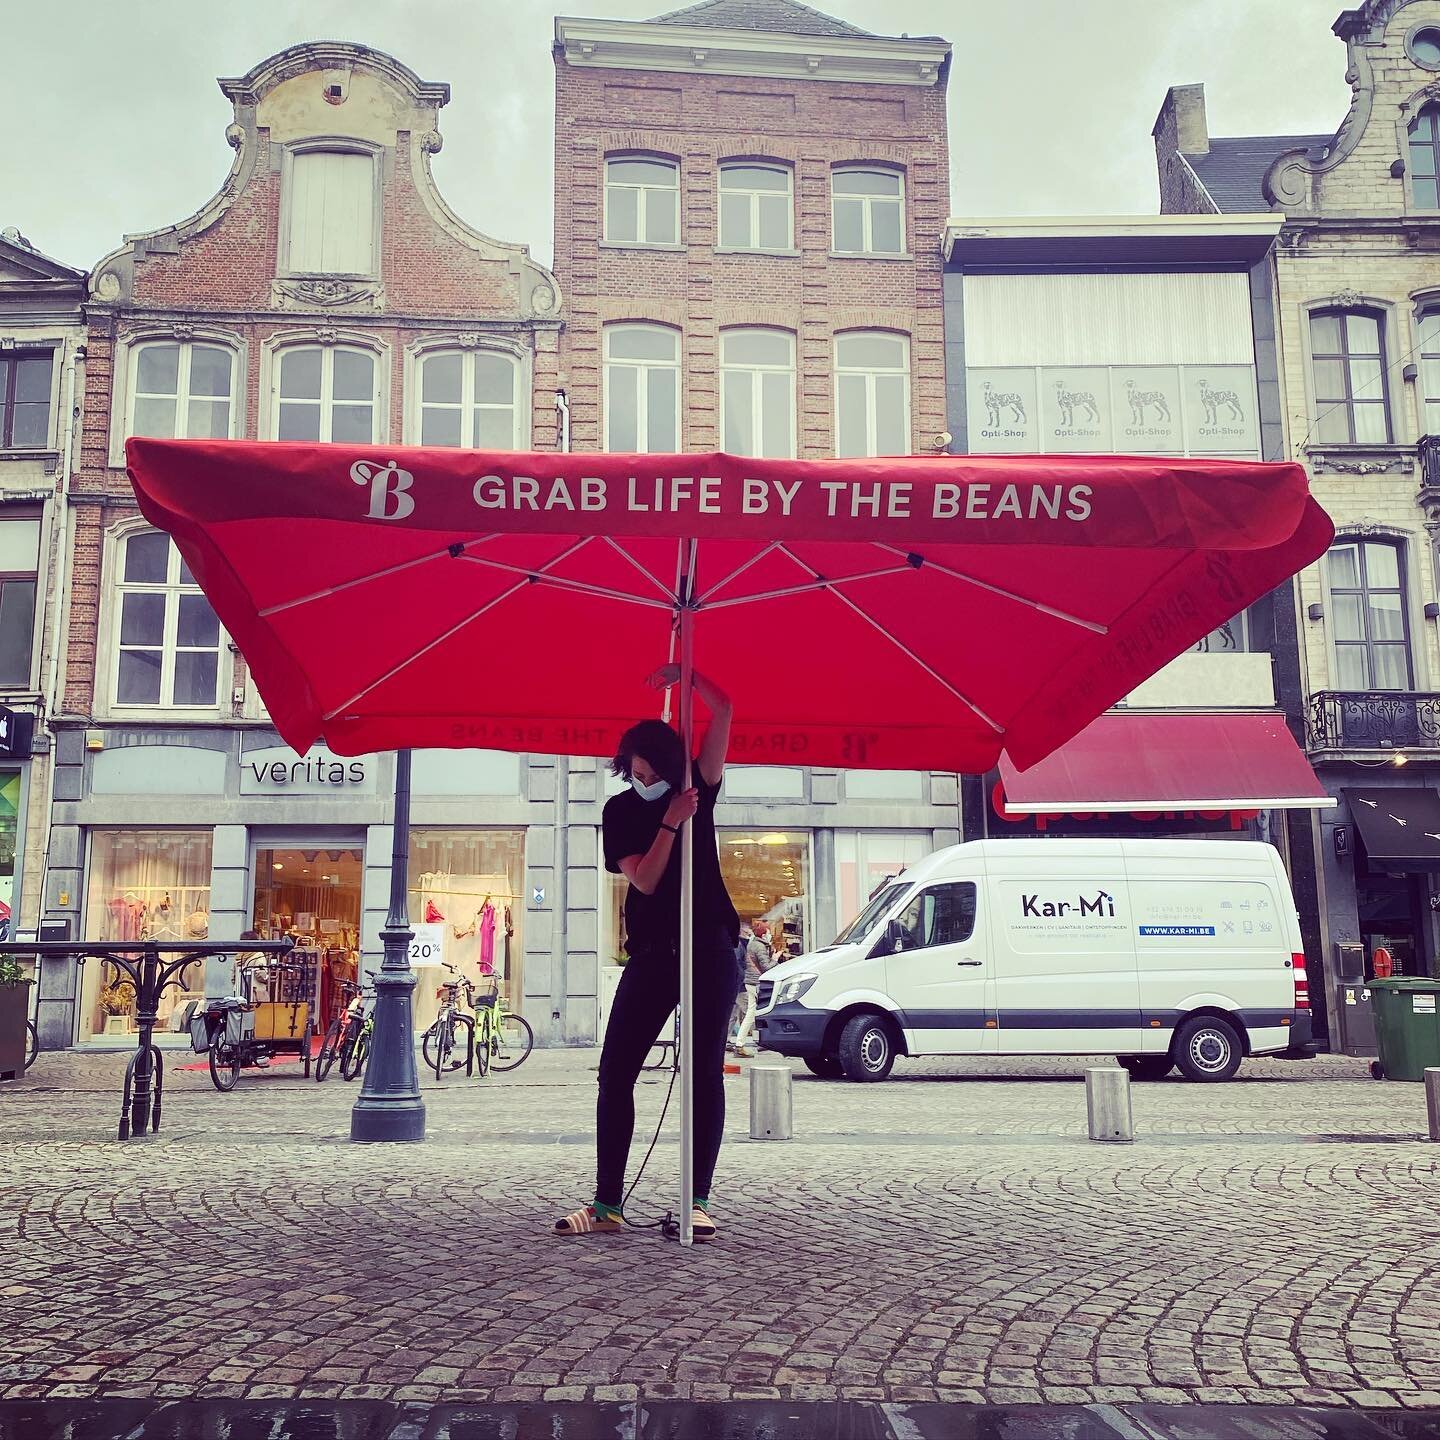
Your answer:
[837,1014,896,1082]
[1118,1055,1173,1082]
[803,1055,845,1080]
[1173,1016,1243,1082]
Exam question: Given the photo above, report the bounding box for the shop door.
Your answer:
[251,844,364,1029]
[1357,870,1425,978]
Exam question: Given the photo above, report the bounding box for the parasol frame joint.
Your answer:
[906,552,925,569]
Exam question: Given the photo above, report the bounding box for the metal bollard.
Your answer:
[1086,1066,1134,1143]
[1426,1068,1440,1143]
[749,1063,793,1140]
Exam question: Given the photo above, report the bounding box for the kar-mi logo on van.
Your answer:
[1020,890,1116,919]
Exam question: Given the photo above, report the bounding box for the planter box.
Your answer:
[0,981,32,1078]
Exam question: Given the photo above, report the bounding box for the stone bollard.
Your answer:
[1426,1068,1440,1143]
[1086,1066,1134,1143]
[749,1063,793,1140]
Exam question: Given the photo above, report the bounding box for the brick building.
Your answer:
[1155,0,1440,1021]
[35,42,566,1047]
[548,0,965,1017]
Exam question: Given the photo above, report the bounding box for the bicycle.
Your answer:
[473,977,534,1075]
[24,1020,38,1071]
[315,983,374,1082]
[422,966,476,1079]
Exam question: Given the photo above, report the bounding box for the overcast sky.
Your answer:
[4,0,1349,276]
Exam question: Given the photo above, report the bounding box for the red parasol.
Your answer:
[126,438,1333,1236]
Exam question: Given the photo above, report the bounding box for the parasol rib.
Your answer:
[702,564,915,611]
[695,542,781,605]
[604,536,682,601]
[457,551,672,609]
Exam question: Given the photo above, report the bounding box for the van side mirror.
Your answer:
[885,918,908,953]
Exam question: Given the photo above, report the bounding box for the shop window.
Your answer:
[129,341,235,441]
[718,164,792,251]
[720,830,810,959]
[0,770,18,942]
[835,331,910,458]
[831,167,904,255]
[604,324,679,453]
[0,349,52,448]
[285,149,376,275]
[1420,309,1440,435]
[1409,105,1440,210]
[892,882,977,951]
[1327,540,1412,690]
[419,349,519,449]
[720,328,795,458]
[1189,611,1248,655]
[112,529,221,709]
[408,830,526,1025]
[605,157,679,246]
[0,517,39,688]
[275,345,376,443]
[1309,310,1390,444]
[835,831,930,936]
[79,829,213,1039]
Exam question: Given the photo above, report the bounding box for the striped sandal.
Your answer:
[553,1205,625,1237]
[691,1206,717,1242]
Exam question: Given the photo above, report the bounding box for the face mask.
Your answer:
[632,776,671,802]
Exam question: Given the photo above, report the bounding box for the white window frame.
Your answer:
[720,327,796,458]
[1419,307,1440,437]
[107,523,226,715]
[717,163,794,252]
[0,512,43,692]
[603,157,680,247]
[279,142,381,279]
[125,339,239,443]
[603,324,681,454]
[834,331,911,458]
[406,343,526,450]
[831,166,906,256]
[268,340,385,444]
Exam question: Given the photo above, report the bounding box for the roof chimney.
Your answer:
[1153,83,1209,155]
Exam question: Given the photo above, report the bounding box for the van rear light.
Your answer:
[1292,953,1310,1010]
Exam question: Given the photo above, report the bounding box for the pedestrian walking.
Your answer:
[731,920,771,1056]
[554,665,742,1241]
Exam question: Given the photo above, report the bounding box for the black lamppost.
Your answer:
[351,748,426,1142]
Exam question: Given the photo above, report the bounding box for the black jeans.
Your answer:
[596,926,742,1209]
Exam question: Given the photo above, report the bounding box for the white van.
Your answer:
[755,839,1314,1082]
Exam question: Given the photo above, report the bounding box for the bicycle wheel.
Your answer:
[301,1020,314,1079]
[422,1017,448,1078]
[342,1031,368,1082]
[315,1017,343,1082]
[209,1041,241,1092]
[488,1013,534,1073]
[24,1021,39,1071]
[468,1015,488,1078]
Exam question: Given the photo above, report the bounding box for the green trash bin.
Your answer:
[1367,977,1440,1082]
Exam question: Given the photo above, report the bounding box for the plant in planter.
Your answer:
[0,955,33,1077]
[98,980,137,1037]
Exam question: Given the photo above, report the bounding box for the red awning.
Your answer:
[998,711,1334,813]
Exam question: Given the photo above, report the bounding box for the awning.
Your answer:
[998,711,1334,814]
[1347,788,1440,869]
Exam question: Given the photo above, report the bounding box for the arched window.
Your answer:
[1420,309,1440,435]
[835,331,909,458]
[721,328,795,458]
[718,164,792,251]
[113,529,221,708]
[129,341,235,440]
[274,344,377,443]
[604,324,679,453]
[1328,539,1412,691]
[1309,310,1390,444]
[285,149,377,275]
[1408,104,1440,210]
[419,349,520,448]
[831,167,904,255]
[605,158,679,246]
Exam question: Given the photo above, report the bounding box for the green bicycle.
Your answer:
[473,978,533,1075]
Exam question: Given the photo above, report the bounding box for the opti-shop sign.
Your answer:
[240,745,374,795]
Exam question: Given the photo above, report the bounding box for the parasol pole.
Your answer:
[678,545,697,1248]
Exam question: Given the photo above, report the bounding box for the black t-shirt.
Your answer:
[603,773,740,955]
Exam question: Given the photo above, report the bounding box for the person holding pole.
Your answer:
[554,665,741,1241]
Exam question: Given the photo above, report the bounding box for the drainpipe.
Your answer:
[554,389,570,454]
[551,389,573,1039]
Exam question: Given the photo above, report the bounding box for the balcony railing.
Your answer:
[1307,690,1440,752]
[1421,433,1440,492]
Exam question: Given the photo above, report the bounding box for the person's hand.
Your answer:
[647,663,681,691]
[664,787,698,828]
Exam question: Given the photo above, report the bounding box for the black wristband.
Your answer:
[660,822,679,834]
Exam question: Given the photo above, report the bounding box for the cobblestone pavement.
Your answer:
[3,1048,1439,1412]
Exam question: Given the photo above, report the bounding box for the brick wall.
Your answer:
[552,60,951,457]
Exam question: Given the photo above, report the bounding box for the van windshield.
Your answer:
[833,882,910,946]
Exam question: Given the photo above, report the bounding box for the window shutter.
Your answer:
[289,152,375,274]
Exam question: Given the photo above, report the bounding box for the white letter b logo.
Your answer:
[351,460,415,521]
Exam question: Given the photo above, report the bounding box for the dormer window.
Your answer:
[1409,104,1440,210]
[283,149,377,275]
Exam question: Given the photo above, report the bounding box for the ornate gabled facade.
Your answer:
[1158,0,1440,1017]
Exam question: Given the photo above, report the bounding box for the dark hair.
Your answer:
[611,719,685,790]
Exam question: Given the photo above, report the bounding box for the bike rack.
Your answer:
[0,940,293,1139]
